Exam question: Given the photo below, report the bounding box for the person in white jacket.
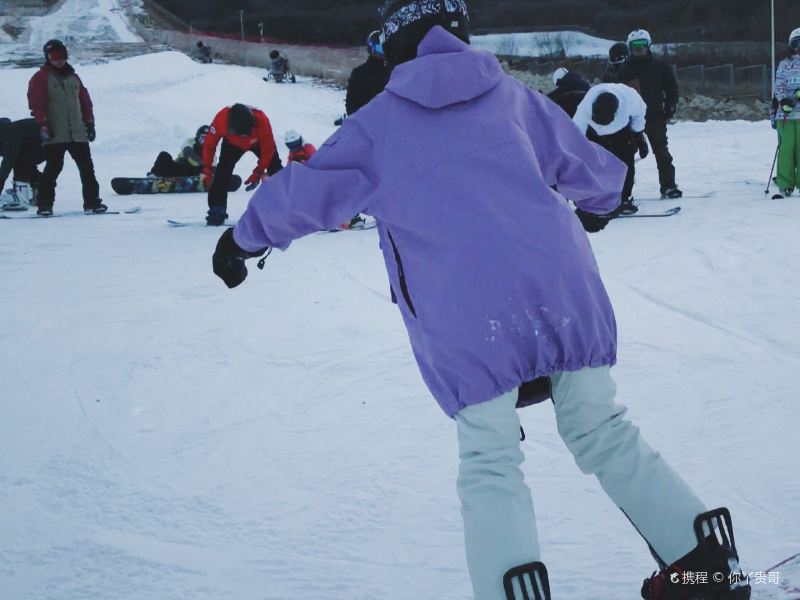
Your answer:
[574,83,649,215]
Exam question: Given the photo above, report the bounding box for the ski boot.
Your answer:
[661,187,683,199]
[84,199,108,214]
[641,508,750,600]
[206,206,228,226]
[504,561,550,600]
[619,197,639,215]
[772,188,793,200]
[37,204,54,217]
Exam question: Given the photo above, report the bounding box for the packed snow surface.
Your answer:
[1,51,798,600]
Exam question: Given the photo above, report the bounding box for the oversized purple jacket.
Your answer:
[234,27,627,417]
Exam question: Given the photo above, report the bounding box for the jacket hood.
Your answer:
[386,26,503,109]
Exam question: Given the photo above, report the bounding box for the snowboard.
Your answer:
[111,175,242,195]
[638,192,715,201]
[0,207,141,219]
[324,216,377,233]
[618,206,682,218]
[167,219,235,228]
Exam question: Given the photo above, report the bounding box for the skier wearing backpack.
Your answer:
[211,2,750,599]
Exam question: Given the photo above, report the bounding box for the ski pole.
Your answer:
[765,142,779,197]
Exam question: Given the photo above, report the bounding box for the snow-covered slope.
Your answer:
[0,52,798,600]
[472,31,616,58]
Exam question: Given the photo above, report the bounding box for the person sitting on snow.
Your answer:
[193,41,212,64]
[148,125,211,178]
[268,50,295,83]
[284,130,316,164]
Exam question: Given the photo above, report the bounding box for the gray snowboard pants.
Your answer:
[455,366,706,600]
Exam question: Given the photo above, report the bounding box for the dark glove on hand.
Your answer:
[664,102,676,118]
[575,208,611,233]
[85,121,96,142]
[780,97,796,113]
[212,228,269,288]
[634,131,649,159]
[40,122,51,142]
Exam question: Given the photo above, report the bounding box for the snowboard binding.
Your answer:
[503,561,551,600]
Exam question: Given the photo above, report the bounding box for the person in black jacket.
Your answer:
[615,29,682,199]
[0,117,44,209]
[547,67,590,118]
[602,42,630,83]
[345,31,390,116]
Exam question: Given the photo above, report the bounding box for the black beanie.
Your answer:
[591,92,619,126]
[228,104,255,136]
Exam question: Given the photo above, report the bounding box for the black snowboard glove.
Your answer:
[664,101,677,118]
[780,97,796,113]
[85,121,96,142]
[212,228,269,288]
[575,208,611,233]
[634,131,649,159]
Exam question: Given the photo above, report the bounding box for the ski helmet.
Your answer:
[284,130,303,151]
[269,49,280,60]
[627,29,651,51]
[552,67,569,87]
[591,92,619,126]
[43,39,68,62]
[790,27,800,51]
[227,104,255,136]
[608,42,629,65]
[380,0,470,66]
[367,30,384,57]
[195,125,210,146]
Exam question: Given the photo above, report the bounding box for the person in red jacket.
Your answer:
[284,130,316,163]
[28,39,105,216]
[202,103,282,226]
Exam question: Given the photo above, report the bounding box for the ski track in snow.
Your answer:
[0,43,799,600]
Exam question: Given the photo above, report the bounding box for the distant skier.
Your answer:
[202,103,282,226]
[602,41,629,82]
[210,2,750,599]
[284,130,316,164]
[345,30,390,115]
[547,67,590,117]
[772,27,800,199]
[573,83,649,215]
[0,117,44,210]
[615,29,682,199]
[148,125,211,178]
[27,39,106,216]
[268,50,295,83]
[193,41,212,64]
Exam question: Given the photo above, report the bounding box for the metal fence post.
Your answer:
[699,64,705,95]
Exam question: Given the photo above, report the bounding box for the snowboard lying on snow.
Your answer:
[111,175,242,195]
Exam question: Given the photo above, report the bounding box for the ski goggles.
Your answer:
[629,39,649,49]
[791,37,800,50]
[48,48,68,61]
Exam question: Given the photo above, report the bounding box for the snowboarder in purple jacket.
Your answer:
[211,2,750,599]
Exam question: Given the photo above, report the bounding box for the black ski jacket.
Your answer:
[345,55,389,116]
[615,53,679,118]
[547,72,590,118]
[0,118,41,187]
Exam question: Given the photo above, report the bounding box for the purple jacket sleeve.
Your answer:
[528,88,626,215]
[233,119,378,252]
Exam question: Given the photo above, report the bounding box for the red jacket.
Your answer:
[203,106,278,175]
[288,143,317,164]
